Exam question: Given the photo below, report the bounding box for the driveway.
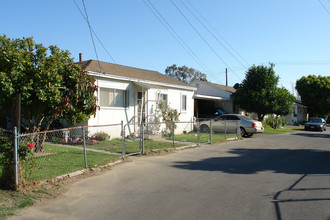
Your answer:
[11,130,330,220]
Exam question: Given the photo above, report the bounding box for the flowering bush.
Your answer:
[158,103,181,137]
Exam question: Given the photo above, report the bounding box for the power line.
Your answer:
[273,61,330,65]
[143,0,222,84]
[185,0,250,67]
[73,0,116,64]
[179,0,248,70]
[169,0,242,82]
[143,0,207,71]
[318,0,330,16]
[81,0,99,61]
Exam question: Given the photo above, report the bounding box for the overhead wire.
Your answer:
[169,0,242,82]
[143,0,222,84]
[179,0,248,70]
[273,61,330,65]
[73,0,116,64]
[185,0,250,67]
[143,0,207,71]
[81,0,99,61]
[318,0,330,16]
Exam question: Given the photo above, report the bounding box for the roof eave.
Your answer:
[88,71,196,91]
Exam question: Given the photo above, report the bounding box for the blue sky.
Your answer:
[1,0,330,94]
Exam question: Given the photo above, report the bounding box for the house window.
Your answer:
[159,94,168,107]
[181,95,187,111]
[100,88,128,108]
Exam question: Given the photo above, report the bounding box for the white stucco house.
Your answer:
[77,60,196,138]
[285,100,308,125]
[189,80,236,117]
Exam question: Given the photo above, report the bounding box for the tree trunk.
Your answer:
[34,115,57,153]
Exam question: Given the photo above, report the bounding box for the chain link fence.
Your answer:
[165,118,241,145]
[1,118,241,188]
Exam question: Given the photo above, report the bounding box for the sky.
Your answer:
[1,0,330,95]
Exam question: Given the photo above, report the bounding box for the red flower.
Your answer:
[28,143,34,149]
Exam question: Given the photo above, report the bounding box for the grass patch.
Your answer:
[23,144,119,181]
[168,132,237,144]
[0,189,37,219]
[87,138,184,154]
[263,126,303,134]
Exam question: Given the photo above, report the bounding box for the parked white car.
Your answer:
[199,114,264,137]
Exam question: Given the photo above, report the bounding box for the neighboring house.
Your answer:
[189,80,236,117]
[77,60,196,138]
[285,100,308,125]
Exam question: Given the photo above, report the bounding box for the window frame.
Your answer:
[181,94,187,112]
[99,87,129,108]
[158,93,168,108]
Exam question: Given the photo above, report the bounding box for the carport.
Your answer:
[194,94,233,118]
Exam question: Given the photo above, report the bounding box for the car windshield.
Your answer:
[309,118,322,123]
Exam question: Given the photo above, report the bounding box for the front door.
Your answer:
[137,92,146,124]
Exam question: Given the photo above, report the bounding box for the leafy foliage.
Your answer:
[235,65,279,121]
[165,64,207,83]
[272,87,296,116]
[296,75,330,117]
[0,35,98,151]
[264,115,287,129]
[93,132,110,141]
[158,103,180,137]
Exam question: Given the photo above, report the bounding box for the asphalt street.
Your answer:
[11,130,330,220]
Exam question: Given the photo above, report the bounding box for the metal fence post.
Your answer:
[13,127,19,187]
[236,121,240,138]
[172,121,175,148]
[82,127,87,168]
[209,120,212,144]
[141,122,145,154]
[224,119,227,140]
[122,121,125,158]
[197,120,200,146]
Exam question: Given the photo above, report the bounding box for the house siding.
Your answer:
[87,77,195,138]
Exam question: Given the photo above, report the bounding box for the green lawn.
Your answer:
[87,138,184,154]
[22,144,119,181]
[169,132,238,144]
[263,126,304,134]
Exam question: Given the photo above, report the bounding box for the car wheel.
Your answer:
[246,133,254,137]
[200,124,210,133]
[240,127,246,137]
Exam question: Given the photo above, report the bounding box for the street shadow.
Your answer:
[291,132,330,139]
[172,148,330,175]
[273,174,330,220]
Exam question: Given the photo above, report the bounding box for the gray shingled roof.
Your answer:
[76,60,192,88]
[202,81,236,93]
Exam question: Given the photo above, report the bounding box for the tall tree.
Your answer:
[235,65,279,121]
[271,87,296,128]
[272,87,296,116]
[0,35,98,152]
[296,75,330,117]
[165,64,207,83]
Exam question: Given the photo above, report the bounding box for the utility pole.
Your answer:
[225,68,228,86]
